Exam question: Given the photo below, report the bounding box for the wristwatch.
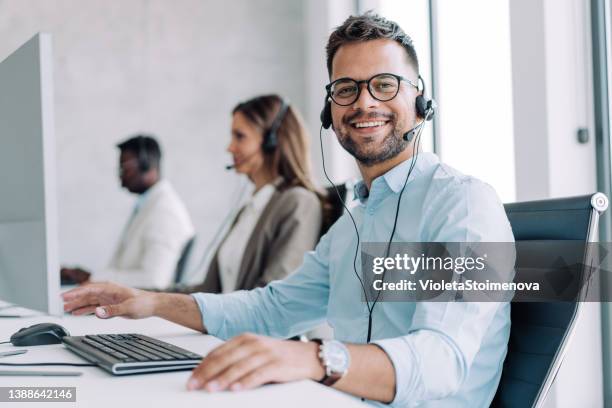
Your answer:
[312,339,350,386]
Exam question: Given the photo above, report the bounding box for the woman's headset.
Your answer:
[262,98,290,153]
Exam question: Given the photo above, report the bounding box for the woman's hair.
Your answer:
[232,94,319,194]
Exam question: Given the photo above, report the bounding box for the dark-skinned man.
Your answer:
[62,135,194,289]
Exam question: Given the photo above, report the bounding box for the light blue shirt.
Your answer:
[192,152,514,407]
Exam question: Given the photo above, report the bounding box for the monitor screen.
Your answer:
[0,33,60,315]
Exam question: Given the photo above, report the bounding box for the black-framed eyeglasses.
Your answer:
[325,73,419,106]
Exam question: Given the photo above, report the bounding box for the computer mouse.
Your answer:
[10,323,70,346]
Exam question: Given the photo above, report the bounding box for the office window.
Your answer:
[376,0,435,152]
[434,0,515,202]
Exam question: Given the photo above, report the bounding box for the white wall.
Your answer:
[304,0,359,185]
[510,0,602,407]
[0,0,308,277]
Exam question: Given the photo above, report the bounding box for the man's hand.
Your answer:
[60,267,91,284]
[186,333,325,392]
[62,282,157,319]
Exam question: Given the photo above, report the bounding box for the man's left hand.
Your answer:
[186,333,325,392]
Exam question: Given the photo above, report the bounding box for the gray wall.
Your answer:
[0,0,307,274]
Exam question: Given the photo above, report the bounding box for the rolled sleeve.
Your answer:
[373,336,421,408]
[191,292,225,336]
[374,330,465,407]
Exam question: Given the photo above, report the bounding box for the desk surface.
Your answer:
[0,311,367,408]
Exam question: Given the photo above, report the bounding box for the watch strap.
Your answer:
[311,338,344,387]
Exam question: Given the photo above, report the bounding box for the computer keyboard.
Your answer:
[62,333,202,375]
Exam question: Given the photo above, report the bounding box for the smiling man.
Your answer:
[62,13,513,407]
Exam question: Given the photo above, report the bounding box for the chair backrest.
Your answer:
[174,236,195,284]
[491,193,607,408]
[320,184,348,237]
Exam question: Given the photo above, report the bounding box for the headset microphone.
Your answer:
[403,98,437,142]
[225,149,261,170]
[402,121,426,142]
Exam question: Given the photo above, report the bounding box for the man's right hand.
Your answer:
[62,282,158,319]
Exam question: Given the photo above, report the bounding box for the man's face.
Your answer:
[118,150,143,193]
[330,39,419,166]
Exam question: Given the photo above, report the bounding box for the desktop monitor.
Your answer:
[0,33,61,315]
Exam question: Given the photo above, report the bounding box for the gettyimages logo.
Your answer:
[372,253,487,275]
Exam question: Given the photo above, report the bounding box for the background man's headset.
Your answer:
[225,98,290,170]
[319,75,436,343]
[136,135,152,173]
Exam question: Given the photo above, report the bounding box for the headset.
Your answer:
[136,135,152,173]
[320,75,434,130]
[319,74,436,343]
[262,98,290,153]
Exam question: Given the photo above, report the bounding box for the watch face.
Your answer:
[322,340,350,373]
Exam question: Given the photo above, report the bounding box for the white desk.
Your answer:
[0,313,367,408]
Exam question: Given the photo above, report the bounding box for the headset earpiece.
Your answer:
[261,132,276,153]
[137,136,151,173]
[415,76,436,121]
[415,95,428,119]
[262,99,289,153]
[320,95,332,129]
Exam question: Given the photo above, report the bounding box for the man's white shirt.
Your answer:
[101,180,194,289]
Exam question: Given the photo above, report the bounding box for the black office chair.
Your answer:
[174,236,195,285]
[320,183,348,237]
[491,193,608,408]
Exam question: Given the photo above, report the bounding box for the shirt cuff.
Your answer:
[191,293,225,336]
[373,337,420,408]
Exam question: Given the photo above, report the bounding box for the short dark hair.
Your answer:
[326,12,419,77]
[116,134,162,171]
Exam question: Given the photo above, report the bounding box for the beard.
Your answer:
[335,111,410,167]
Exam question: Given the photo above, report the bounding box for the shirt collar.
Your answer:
[353,152,439,203]
[248,183,276,211]
[135,179,164,211]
